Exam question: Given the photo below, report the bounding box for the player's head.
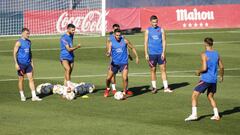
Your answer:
[112,24,120,31]
[21,28,30,39]
[114,29,122,40]
[204,37,214,47]
[150,15,158,27]
[67,24,76,35]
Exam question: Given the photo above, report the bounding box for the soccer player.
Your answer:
[13,28,42,101]
[185,37,224,121]
[106,24,133,95]
[104,29,139,97]
[144,15,172,94]
[60,24,81,87]
[106,24,120,94]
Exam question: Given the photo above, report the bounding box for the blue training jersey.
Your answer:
[111,36,128,65]
[17,38,32,65]
[60,34,74,61]
[109,34,115,42]
[201,50,219,83]
[147,26,163,55]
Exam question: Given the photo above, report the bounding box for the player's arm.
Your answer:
[196,53,207,76]
[29,46,34,69]
[65,44,81,52]
[144,30,149,60]
[125,39,139,64]
[106,41,112,57]
[13,41,20,70]
[161,28,166,60]
[62,38,81,52]
[123,36,133,61]
[218,56,224,82]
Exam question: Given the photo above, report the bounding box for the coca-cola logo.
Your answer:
[56,10,108,33]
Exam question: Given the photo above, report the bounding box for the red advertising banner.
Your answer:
[139,4,240,30]
[24,4,240,34]
[24,10,103,34]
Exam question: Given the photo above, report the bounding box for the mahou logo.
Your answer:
[56,10,108,33]
[176,8,215,28]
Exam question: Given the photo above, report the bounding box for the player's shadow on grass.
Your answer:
[129,85,151,97]
[197,106,240,121]
[159,82,190,91]
[25,93,53,100]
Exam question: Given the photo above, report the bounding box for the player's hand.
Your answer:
[219,76,224,83]
[15,63,20,70]
[145,54,149,61]
[161,53,166,60]
[76,44,81,48]
[135,56,139,64]
[195,70,201,76]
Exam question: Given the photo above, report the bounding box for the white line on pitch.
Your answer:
[1,30,240,41]
[0,40,239,53]
[0,68,239,82]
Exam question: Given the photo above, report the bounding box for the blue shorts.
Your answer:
[148,54,166,68]
[109,62,128,74]
[17,63,33,76]
[194,81,217,94]
[60,58,74,64]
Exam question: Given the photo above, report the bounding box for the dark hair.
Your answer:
[112,24,120,28]
[204,37,214,46]
[114,29,121,33]
[67,24,76,29]
[150,15,158,21]
[22,28,30,33]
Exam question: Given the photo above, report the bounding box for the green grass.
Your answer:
[0,28,240,135]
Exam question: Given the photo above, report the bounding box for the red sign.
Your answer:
[24,10,104,34]
[24,4,240,34]
[139,4,240,30]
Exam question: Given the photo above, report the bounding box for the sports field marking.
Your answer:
[0,40,239,53]
[0,68,239,82]
[0,29,240,41]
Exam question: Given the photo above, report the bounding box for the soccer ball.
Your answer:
[65,91,75,101]
[114,91,124,100]
[36,83,52,95]
[52,84,63,94]
[42,83,53,94]
[36,84,44,94]
[86,83,95,93]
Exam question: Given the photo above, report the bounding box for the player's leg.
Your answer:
[62,60,71,86]
[148,55,158,93]
[104,69,115,97]
[185,81,208,121]
[159,62,172,93]
[122,68,128,93]
[121,65,132,96]
[18,75,26,101]
[111,74,117,94]
[185,91,201,121]
[207,84,220,120]
[69,62,74,78]
[17,65,26,101]
[150,66,157,93]
[191,91,201,114]
[207,93,220,120]
[67,61,75,89]
[26,66,42,101]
